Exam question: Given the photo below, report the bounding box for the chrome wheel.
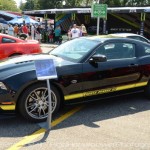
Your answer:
[25,87,57,120]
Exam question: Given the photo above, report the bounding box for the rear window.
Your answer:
[129,36,148,43]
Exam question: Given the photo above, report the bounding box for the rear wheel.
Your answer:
[18,83,61,122]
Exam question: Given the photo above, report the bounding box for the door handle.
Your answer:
[128,64,138,67]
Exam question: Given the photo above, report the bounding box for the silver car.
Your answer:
[109,33,150,43]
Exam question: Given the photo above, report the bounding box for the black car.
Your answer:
[1,37,150,122]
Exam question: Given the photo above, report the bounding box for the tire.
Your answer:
[18,82,61,122]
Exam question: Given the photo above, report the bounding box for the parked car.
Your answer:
[109,33,150,43]
[1,36,150,122]
[0,33,42,59]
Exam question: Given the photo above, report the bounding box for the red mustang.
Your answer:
[0,33,42,59]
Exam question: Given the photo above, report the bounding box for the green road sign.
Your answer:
[92,4,107,18]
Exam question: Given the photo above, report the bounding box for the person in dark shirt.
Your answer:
[54,26,62,44]
[35,25,42,42]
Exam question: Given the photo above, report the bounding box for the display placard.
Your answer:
[34,59,57,80]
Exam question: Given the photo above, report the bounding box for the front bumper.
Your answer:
[0,89,16,111]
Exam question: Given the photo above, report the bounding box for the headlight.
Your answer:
[0,82,7,90]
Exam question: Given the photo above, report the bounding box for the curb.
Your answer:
[40,44,58,48]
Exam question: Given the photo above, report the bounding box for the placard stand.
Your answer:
[46,79,51,130]
[34,59,57,130]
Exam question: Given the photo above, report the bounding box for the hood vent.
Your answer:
[15,60,33,65]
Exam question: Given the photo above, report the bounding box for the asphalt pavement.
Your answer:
[40,43,58,53]
[1,93,150,150]
[40,34,68,52]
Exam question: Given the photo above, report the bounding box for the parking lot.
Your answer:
[0,93,150,150]
[40,43,57,53]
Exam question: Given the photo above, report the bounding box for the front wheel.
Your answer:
[18,83,61,122]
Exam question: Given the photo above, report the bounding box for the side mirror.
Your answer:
[90,54,107,63]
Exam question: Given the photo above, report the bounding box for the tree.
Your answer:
[20,0,150,11]
[21,0,40,10]
[0,0,20,11]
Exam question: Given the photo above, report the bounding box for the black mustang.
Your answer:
[1,36,150,122]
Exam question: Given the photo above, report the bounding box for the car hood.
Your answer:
[0,54,74,80]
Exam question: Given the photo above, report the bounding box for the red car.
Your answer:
[0,33,42,59]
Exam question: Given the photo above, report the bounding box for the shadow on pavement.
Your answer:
[53,93,150,129]
[0,93,150,137]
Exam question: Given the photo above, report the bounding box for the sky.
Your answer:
[14,0,27,7]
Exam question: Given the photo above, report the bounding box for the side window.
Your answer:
[2,38,16,43]
[142,46,150,56]
[95,42,135,60]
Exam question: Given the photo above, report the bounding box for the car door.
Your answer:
[82,41,142,101]
[0,37,16,59]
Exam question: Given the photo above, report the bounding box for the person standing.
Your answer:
[2,27,6,34]
[0,23,2,33]
[70,24,80,39]
[54,26,61,44]
[31,24,35,40]
[14,24,19,37]
[79,26,83,37]
[81,24,87,36]
[48,25,54,43]
[67,27,72,40]
[8,24,14,36]
[35,25,42,43]
[22,24,29,38]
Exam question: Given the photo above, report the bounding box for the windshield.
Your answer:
[50,38,99,63]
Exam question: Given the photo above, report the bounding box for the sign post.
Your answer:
[46,79,51,130]
[91,3,107,35]
[34,59,57,130]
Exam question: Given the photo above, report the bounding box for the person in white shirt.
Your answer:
[71,24,80,39]
[8,24,14,36]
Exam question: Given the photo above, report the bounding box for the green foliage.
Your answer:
[21,0,40,10]
[38,0,62,9]
[20,0,150,11]
[0,0,20,12]
[106,0,150,6]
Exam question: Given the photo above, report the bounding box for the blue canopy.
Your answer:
[8,17,23,25]
[8,16,39,25]
[0,18,7,24]
[24,16,39,25]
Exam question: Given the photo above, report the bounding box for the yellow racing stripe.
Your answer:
[65,93,83,100]
[64,81,148,100]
